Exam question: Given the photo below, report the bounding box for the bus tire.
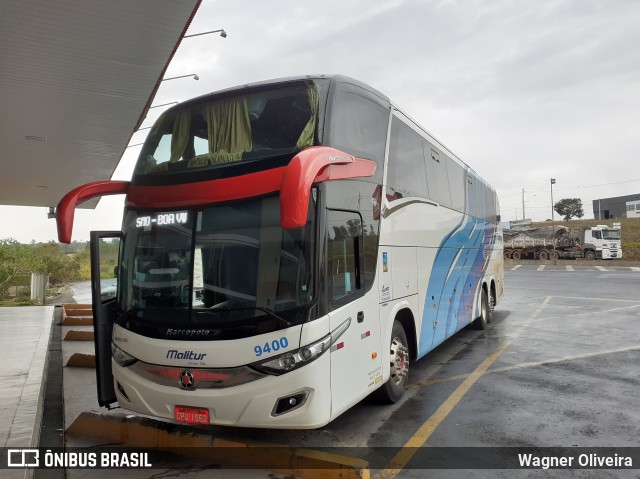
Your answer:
[472,290,490,330]
[374,321,409,404]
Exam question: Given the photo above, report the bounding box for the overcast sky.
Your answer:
[3,0,640,242]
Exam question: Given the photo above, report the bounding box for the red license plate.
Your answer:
[174,406,210,425]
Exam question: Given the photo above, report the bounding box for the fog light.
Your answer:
[271,390,310,416]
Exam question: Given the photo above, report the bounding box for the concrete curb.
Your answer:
[64,330,95,341]
[66,353,96,368]
[62,303,92,310]
[61,304,93,325]
[67,411,369,479]
[61,317,93,326]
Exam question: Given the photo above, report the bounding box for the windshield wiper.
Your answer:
[200,305,292,328]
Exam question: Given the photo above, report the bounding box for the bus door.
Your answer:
[326,210,381,418]
[89,231,122,408]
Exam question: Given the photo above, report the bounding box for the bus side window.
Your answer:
[326,210,363,307]
[446,158,466,214]
[387,118,428,199]
[424,141,452,208]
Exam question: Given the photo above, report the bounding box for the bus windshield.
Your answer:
[133,80,327,178]
[118,195,316,339]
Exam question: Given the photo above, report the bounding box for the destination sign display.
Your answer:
[135,211,189,228]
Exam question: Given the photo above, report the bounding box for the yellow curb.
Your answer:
[62,317,93,326]
[64,330,95,341]
[67,411,369,479]
[66,353,96,368]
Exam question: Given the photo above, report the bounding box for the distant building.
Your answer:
[593,194,640,219]
[627,200,640,218]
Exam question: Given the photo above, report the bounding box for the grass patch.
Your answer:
[0,300,36,307]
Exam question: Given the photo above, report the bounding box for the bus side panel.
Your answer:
[416,246,437,352]
[329,292,382,420]
[378,201,462,358]
[422,215,497,356]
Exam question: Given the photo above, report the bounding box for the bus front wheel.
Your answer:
[374,321,409,404]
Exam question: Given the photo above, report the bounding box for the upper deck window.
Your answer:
[134,81,326,178]
[328,89,389,182]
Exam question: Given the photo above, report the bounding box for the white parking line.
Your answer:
[631,267,640,272]
[566,265,574,271]
[595,266,608,271]
[537,265,545,271]
[511,264,522,271]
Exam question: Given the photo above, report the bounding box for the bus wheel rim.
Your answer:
[390,337,409,385]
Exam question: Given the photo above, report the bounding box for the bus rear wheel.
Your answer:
[374,321,409,404]
[472,290,491,330]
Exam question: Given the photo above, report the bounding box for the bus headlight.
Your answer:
[111,343,137,367]
[252,318,351,375]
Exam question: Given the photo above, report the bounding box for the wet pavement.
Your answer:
[5,269,640,478]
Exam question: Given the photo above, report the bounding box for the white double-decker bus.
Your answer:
[57,75,504,428]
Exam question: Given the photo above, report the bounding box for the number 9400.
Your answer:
[254,337,289,357]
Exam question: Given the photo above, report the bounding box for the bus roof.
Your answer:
[159,74,493,194]
[169,74,390,111]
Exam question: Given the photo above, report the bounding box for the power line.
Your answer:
[499,177,640,198]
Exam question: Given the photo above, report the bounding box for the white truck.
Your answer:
[581,224,622,260]
[503,223,622,260]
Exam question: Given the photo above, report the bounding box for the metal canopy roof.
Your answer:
[0,0,201,208]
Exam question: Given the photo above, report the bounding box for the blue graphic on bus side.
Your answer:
[418,214,496,358]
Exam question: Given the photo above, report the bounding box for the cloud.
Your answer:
[7,0,640,241]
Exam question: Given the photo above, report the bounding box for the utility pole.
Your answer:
[598,198,601,220]
[551,178,556,265]
[522,188,525,220]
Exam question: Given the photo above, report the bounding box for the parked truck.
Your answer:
[581,224,622,259]
[503,224,622,260]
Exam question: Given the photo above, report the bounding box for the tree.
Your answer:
[32,241,81,282]
[554,198,584,221]
[0,239,87,299]
[0,238,38,299]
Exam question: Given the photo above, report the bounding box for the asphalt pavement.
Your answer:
[6,268,640,478]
